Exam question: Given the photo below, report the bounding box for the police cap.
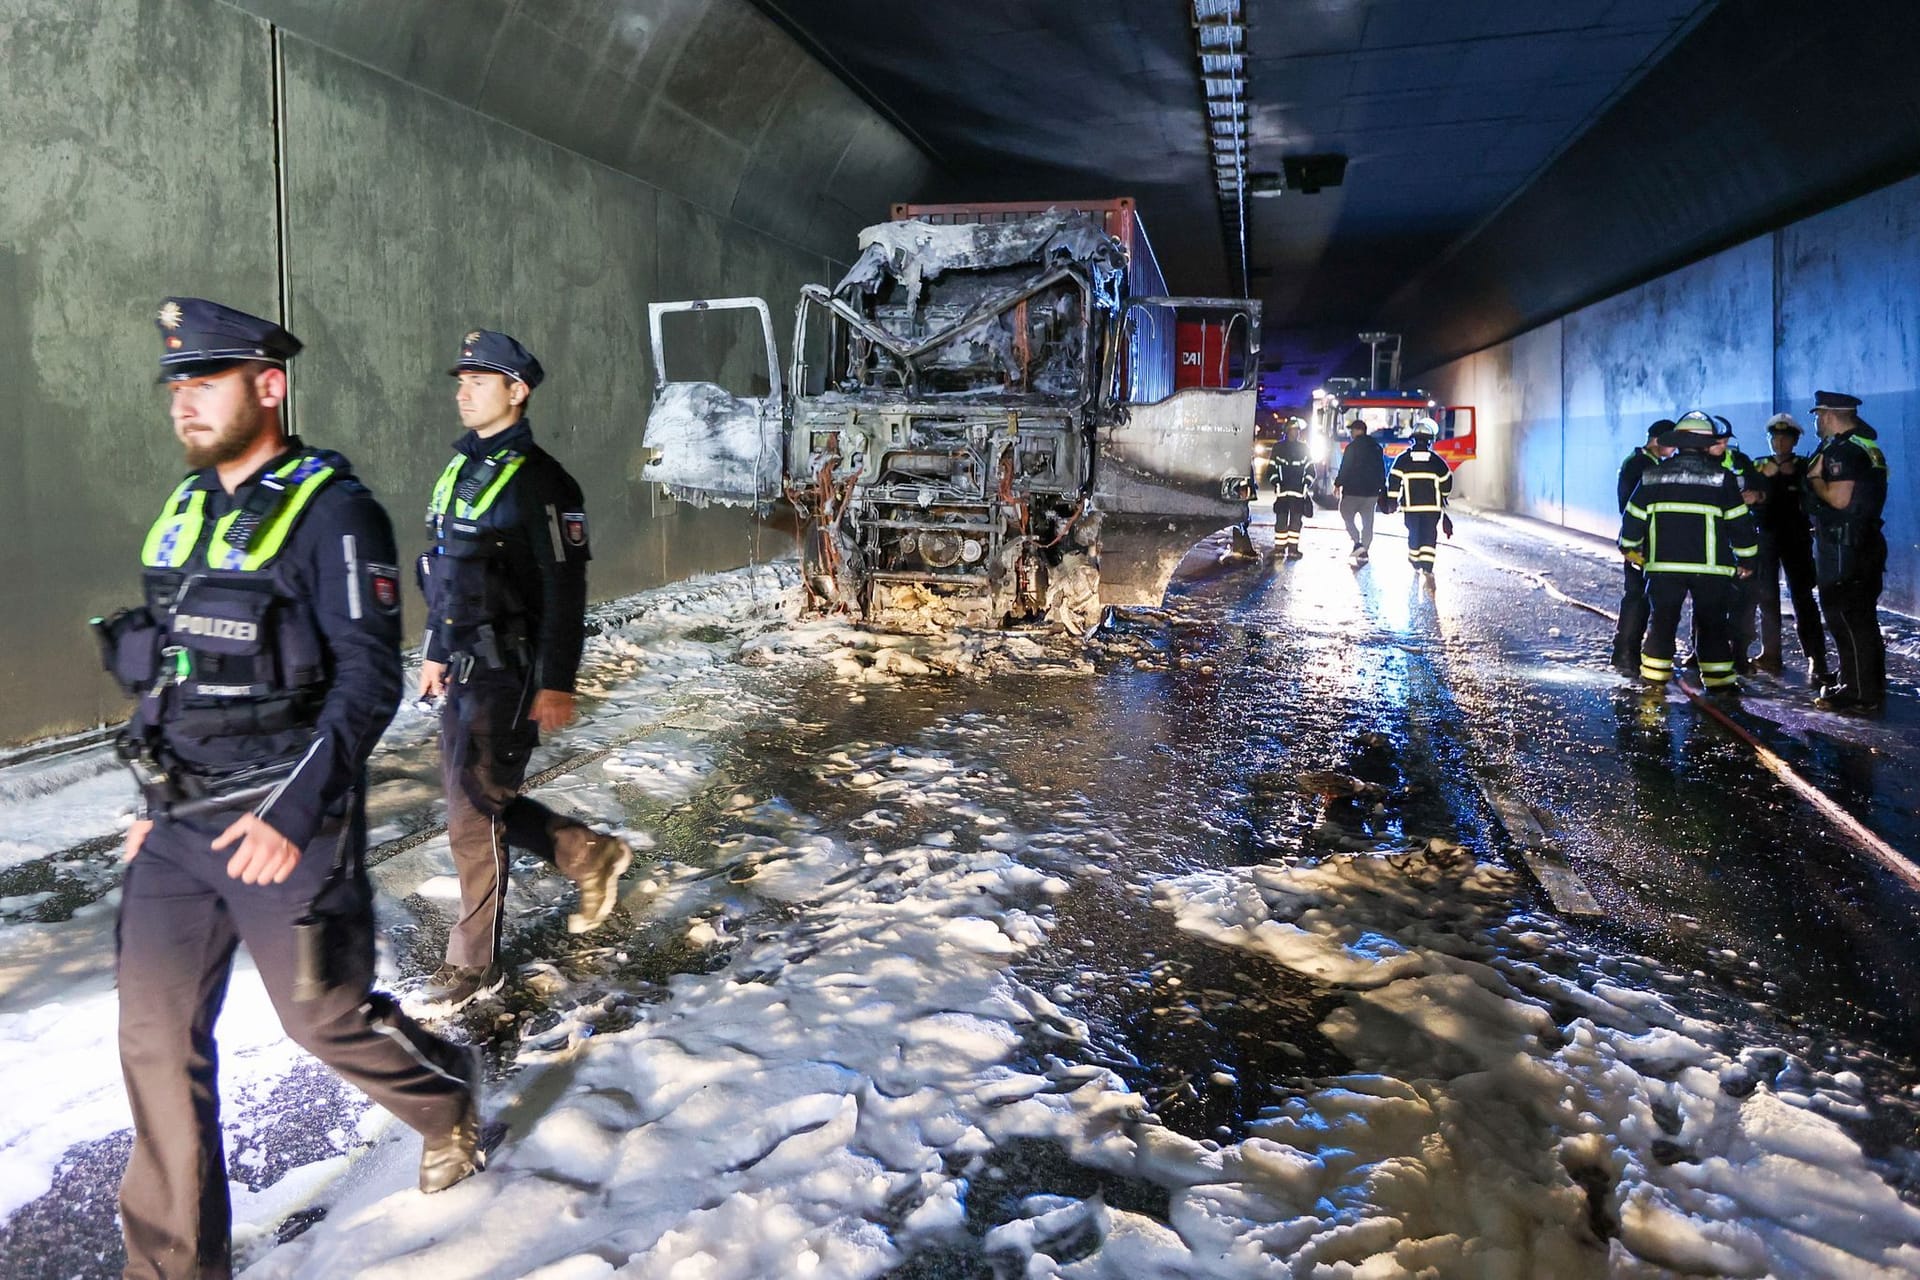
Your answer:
[450,329,544,389]
[1810,389,1861,412]
[155,297,301,381]
[1764,412,1803,438]
[1647,418,1675,441]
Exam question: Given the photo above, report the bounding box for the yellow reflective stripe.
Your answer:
[427,448,525,521]
[1644,501,1724,517]
[1645,560,1736,576]
[1624,503,1648,519]
[212,461,336,570]
[1723,505,1748,519]
[141,478,205,568]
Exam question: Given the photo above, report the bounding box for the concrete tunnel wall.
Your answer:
[1427,172,1920,619]
[0,0,937,743]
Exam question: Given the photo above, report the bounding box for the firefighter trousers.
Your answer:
[1753,534,1826,670]
[1818,577,1886,704]
[117,800,470,1280]
[1404,511,1440,566]
[1272,495,1306,551]
[1641,573,1739,687]
[440,664,604,968]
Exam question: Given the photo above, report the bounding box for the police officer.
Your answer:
[415,330,632,1008]
[1715,417,1766,671]
[100,299,481,1278]
[1270,416,1312,559]
[1387,416,1452,573]
[1619,411,1760,691]
[1804,390,1890,711]
[1750,413,1829,680]
[1612,420,1674,672]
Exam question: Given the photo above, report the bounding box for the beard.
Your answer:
[180,396,265,469]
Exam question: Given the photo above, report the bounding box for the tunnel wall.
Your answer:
[1428,174,1920,617]
[0,0,934,743]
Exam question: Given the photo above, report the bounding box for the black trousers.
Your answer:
[1614,561,1649,665]
[440,665,600,967]
[1641,573,1739,687]
[117,798,470,1280]
[1819,577,1886,703]
[1272,495,1307,550]
[1753,532,1826,669]
[1403,510,1440,566]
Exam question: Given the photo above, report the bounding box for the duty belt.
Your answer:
[118,736,303,820]
[447,622,529,683]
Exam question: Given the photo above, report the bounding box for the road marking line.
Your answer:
[1461,541,1920,893]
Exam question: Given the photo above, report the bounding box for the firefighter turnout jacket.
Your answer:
[1619,451,1759,575]
[1388,445,1453,512]
[1271,438,1312,501]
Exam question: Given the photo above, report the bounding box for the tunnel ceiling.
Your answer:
[753,0,1920,395]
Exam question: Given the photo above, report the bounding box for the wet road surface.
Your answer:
[3,507,1918,1276]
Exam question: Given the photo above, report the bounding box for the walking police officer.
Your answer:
[1611,420,1673,672]
[1619,411,1759,691]
[1270,416,1312,559]
[1387,416,1453,573]
[1805,390,1889,711]
[99,299,482,1279]
[415,330,632,1008]
[1750,413,1829,681]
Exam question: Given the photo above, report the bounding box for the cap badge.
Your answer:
[156,301,183,330]
[464,331,482,344]
[167,336,183,349]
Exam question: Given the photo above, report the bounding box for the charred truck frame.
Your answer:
[642,199,1260,631]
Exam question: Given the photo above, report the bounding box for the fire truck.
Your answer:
[1305,334,1476,503]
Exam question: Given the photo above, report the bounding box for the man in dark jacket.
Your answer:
[1611,420,1672,672]
[1333,417,1387,562]
[1804,390,1890,711]
[1619,413,1759,691]
[107,299,482,1279]
[1750,413,1829,680]
[415,330,633,1008]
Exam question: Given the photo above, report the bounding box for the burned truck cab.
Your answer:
[642,199,1259,631]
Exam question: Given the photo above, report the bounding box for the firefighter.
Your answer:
[1612,420,1673,672]
[1750,413,1829,680]
[1270,416,1313,559]
[1387,416,1452,573]
[415,330,633,1008]
[100,299,481,1278]
[1619,411,1759,691]
[1804,390,1889,711]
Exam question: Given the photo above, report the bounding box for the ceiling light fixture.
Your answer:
[1192,0,1251,296]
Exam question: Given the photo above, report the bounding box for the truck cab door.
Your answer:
[1102,296,1262,516]
[641,297,785,507]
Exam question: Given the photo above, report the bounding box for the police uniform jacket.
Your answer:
[1388,445,1452,512]
[1805,426,1889,585]
[1754,453,1814,541]
[127,441,404,850]
[1271,439,1312,499]
[1334,433,1387,496]
[1619,451,1759,576]
[422,419,591,693]
[1616,447,1660,513]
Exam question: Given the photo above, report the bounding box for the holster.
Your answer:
[92,607,163,697]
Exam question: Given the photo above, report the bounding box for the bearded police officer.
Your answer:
[415,330,632,1008]
[98,299,483,1279]
[1805,389,1890,711]
[1387,416,1453,573]
[1618,411,1759,691]
[1751,413,1829,681]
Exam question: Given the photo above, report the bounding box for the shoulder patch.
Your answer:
[366,562,402,614]
[561,511,589,548]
